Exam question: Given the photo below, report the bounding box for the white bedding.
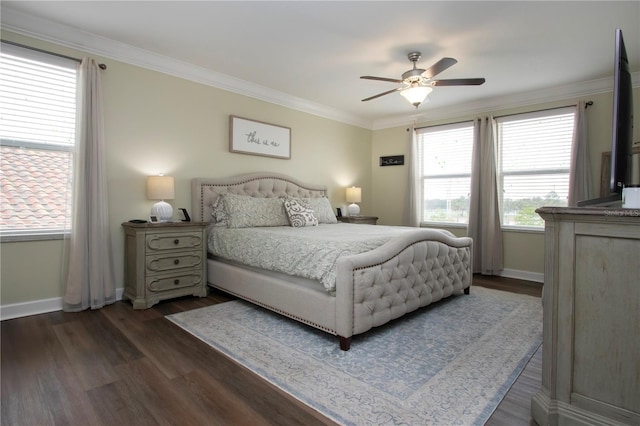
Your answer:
[208,223,451,294]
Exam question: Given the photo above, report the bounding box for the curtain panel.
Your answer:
[405,125,421,227]
[63,58,116,312]
[467,117,503,275]
[568,101,592,206]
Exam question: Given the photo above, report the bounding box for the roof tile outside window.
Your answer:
[1,146,72,231]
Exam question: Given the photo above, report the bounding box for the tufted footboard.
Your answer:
[335,229,472,350]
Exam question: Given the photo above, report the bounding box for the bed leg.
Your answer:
[464,286,470,295]
[339,336,352,351]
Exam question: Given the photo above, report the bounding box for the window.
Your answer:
[416,122,474,225]
[0,43,78,240]
[496,107,575,229]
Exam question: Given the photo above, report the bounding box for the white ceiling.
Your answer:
[2,1,639,129]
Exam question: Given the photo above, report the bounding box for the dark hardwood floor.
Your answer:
[1,275,542,426]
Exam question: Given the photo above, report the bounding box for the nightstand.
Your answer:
[121,221,208,309]
[337,215,378,225]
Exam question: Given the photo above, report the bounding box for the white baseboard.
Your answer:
[1,288,124,321]
[498,268,544,284]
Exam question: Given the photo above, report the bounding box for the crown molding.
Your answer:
[1,8,373,130]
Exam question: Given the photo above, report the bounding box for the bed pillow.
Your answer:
[210,195,229,227]
[222,193,289,228]
[284,198,318,227]
[291,197,338,224]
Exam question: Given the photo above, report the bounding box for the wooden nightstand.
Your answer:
[337,215,378,225]
[122,221,208,309]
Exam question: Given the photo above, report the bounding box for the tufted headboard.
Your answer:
[191,172,328,222]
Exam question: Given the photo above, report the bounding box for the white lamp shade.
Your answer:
[147,175,175,200]
[400,86,432,106]
[346,186,362,203]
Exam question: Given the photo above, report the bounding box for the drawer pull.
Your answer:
[174,259,180,265]
[174,239,180,245]
[174,279,180,285]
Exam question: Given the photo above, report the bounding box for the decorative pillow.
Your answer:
[284,198,318,227]
[290,197,338,224]
[222,193,289,228]
[210,195,229,227]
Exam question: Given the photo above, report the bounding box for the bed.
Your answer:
[192,172,472,350]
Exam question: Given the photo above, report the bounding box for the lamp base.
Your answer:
[347,203,360,216]
[151,200,173,221]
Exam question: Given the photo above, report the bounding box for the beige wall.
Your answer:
[372,89,640,276]
[0,32,372,306]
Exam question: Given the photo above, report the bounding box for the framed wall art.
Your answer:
[229,115,291,159]
[379,155,405,166]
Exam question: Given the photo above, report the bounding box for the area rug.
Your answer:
[167,286,542,425]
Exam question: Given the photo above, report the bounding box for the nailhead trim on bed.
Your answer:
[212,285,338,336]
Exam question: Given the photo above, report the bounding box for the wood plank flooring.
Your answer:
[1,275,542,426]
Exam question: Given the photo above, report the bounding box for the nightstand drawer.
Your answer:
[146,232,203,251]
[147,272,203,292]
[146,251,203,273]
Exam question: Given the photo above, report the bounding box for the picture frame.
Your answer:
[149,215,159,223]
[179,208,191,222]
[380,155,405,167]
[229,115,291,159]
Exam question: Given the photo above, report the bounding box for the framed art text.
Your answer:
[229,115,291,159]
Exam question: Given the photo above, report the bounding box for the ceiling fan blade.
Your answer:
[361,87,402,102]
[360,76,403,83]
[422,57,458,79]
[431,78,486,86]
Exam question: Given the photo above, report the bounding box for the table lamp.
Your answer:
[147,175,175,221]
[346,186,361,216]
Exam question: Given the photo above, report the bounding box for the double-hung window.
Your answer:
[0,43,78,240]
[416,121,474,225]
[496,107,575,229]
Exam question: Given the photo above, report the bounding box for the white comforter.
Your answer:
[208,223,437,294]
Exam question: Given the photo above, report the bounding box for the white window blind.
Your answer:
[496,107,575,228]
[417,121,474,225]
[0,43,77,238]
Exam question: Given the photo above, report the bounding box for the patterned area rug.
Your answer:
[167,286,542,425]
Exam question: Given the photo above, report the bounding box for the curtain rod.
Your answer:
[1,39,107,70]
[413,101,594,131]
[414,119,474,131]
[493,101,593,120]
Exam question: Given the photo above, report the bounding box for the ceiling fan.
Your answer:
[361,52,485,108]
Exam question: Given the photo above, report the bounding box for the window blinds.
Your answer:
[0,43,77,148]
[416,122,474,224]
[496,107,575,227]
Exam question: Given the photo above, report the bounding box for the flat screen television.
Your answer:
[578,28,634,206]
[609,28,634,193]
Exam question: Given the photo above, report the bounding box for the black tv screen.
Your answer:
[609,28,634,194]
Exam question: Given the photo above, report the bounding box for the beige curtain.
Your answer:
[568,101,592,206]
[405,125,421,227]
[63,58,116,312]
[467,117,503,275]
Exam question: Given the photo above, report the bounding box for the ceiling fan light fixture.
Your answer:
[401,85,432,107]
